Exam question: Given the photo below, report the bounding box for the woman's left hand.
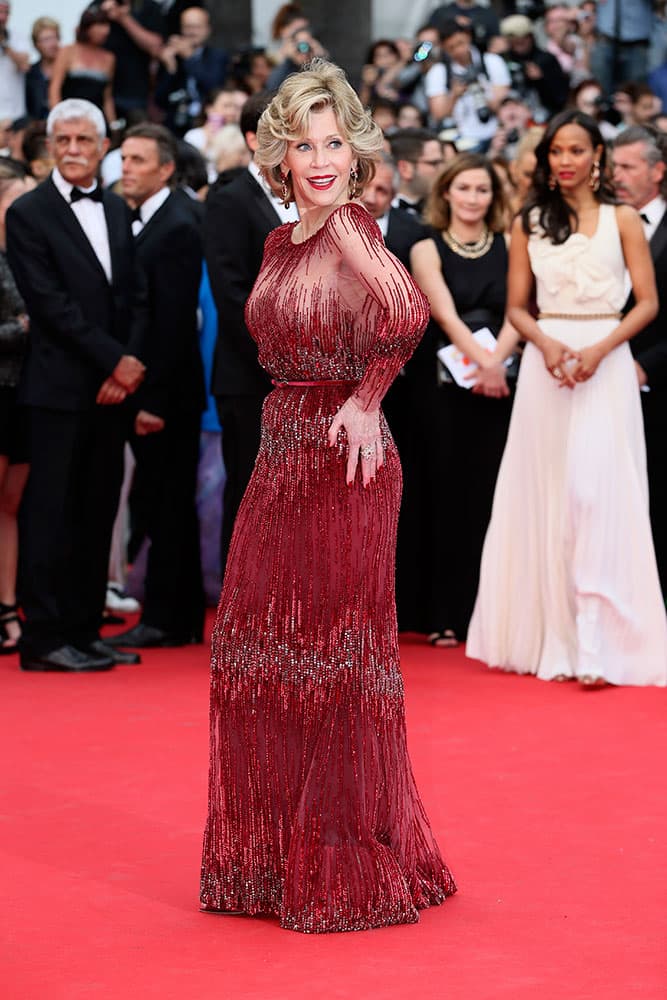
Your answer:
[469,361,510,398]
[327,395,384,488]
[571,343,605,384]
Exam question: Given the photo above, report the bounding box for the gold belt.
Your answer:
[538,311,621,320]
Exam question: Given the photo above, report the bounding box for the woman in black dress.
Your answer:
[410,153,518,646]
[49,9,116,124]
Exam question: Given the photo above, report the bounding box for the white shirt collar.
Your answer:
[52,166,99,201]
[247,158,299,223]
[135,185,171,226]
[248,158,277,200]
[375,212,389,237]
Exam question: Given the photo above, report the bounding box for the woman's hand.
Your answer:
[540,335,579,388]
[327,395,384,488]
[469,361,509,398]
[571,342,606,383]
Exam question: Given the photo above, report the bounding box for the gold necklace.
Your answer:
[442,225,493,259]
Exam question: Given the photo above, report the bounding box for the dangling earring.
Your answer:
[589,160,601,192]
[548,173,557,191]
[281,173,290,209]
[349,166,359,199]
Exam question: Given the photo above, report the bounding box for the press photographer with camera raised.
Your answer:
[425,20,510,152]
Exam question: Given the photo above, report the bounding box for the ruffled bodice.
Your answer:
[528,204,627,314]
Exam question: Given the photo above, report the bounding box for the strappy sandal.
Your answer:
[428,629,459,648]
[0,602,22,655]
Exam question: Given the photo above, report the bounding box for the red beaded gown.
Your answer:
[200,202,456,933]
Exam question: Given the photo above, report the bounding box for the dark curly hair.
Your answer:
[521,109,616,245]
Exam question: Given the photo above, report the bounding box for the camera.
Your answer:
[413,40,433,63]
[296,40,312,55]
[505,127,520,145]
[450,67,492,124]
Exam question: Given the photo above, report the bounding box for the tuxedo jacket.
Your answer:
[204,168,282,398]
[132,191,206,418]
[6,176,148,412]
[384,208,440,378]
[385,206,428,270]
[627,209,667,392]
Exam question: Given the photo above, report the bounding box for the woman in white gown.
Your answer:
[467,110,667,687]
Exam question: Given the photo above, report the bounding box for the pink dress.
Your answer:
[200,203,456,933]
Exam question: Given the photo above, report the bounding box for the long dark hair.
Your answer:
[521,109,615,244]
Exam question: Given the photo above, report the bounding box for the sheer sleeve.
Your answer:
[324,203,430,411]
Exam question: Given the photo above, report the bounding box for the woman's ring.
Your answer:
[552,366,563,379]
[360,444,375,460]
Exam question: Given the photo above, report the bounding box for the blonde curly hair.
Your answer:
[255,59,384,201]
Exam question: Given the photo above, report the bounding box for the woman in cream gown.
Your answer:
[467,110,667,687]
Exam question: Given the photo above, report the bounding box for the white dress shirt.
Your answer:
[131,185,171,236]
[375,212,389,239]
[52,167,112,282]
[248,158,299,225]
[639,195,666,242]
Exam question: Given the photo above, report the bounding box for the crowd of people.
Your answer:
[0,0,666,685]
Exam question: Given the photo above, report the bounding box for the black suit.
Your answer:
[6,176,148,655]
[204,167,282,573]
[130,191,206,637]
[628,209,667,595]
[381,209,436,631]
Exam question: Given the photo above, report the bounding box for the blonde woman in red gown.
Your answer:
[200,60,456,933]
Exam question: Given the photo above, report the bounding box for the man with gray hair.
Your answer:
[613,124,667,596]
[6,98,148,671]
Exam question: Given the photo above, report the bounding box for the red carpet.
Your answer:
[2,614,666,999]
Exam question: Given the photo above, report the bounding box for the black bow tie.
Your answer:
[640,212,650,224]
[70,185,104,204]
[130,206,142,223]
[398,197,424,216]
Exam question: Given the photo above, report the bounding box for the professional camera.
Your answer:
[450,66,492,124]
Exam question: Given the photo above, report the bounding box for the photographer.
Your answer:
[155,7,229,136]
[425,20,510,151]
[96,1,166,121]
[498,15,569,121]
[390,26,442,120]
[488,92,532,160]
[266,22,327,91]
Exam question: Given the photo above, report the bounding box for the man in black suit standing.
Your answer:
[6,98,147,671]
[108,123,206,648]
[613,125,667,597]
[205,91,299,575]
[361,152,435,631]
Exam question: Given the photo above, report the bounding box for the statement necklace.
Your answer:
[442,225,493,259]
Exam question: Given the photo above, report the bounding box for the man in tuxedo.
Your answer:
[613,125,667,597]
[6,98,147,671]
[205,92,299,576]
[108,123,206,648]
[361,153,435,631]
[388,128,444,219]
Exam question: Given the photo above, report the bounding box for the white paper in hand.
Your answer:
[437,327,497,389]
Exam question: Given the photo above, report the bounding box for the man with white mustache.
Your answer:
[6,98,148,672]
